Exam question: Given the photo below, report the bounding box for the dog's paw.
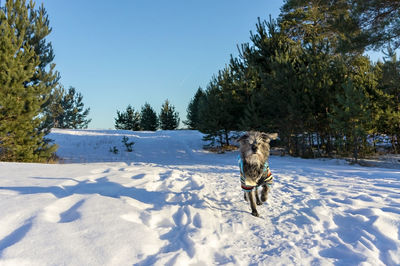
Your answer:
[251,211,259,217]
[261,197,266,202]
[256,200,263,205]
[261,194,268,202]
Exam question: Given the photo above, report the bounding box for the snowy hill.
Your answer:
[0,129,400,265]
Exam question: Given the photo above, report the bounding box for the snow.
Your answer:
[1,128,400,265]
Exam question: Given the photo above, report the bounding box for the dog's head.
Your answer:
[237,131,278,165]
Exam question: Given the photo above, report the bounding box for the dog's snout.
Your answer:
[251,145,257,152]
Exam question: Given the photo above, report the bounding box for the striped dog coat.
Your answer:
[238,155,273,192]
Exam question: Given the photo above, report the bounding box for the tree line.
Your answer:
[0,0,90,162]
[185,0,400,161]
[115,100,180,131]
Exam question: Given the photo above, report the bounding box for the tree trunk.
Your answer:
[224,130,230,146]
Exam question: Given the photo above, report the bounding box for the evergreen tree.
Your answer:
[238,17,310,154]
[280,0,361,54]
[140,103,158,131]
[330,80,372,162]
[280,0,400,52]
[53,87,91,129]
[351,0,400,50]
[196,69,242,147]
[0,0,58,162]
[159,100,180,130]
[115,105,141,131]
[42,86,64,129]
[239,92,267,132]
[19,0,60,135]
[328,55,379,161]
[376,48,400,153]
[197,82,225,147]
[184,87,204,130]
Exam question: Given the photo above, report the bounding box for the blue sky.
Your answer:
[34,0,284,129]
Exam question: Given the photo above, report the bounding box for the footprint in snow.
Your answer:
[42,196,85,223]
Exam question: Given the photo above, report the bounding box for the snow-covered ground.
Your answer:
[1,129,400,265]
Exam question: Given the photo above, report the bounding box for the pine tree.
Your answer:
[238,17,308,154]
[197,84,225,147]
[330,79,372,162]
[159,100,180,130]
[0,0,58,162]
[42,86,64,128]
[239,92,267,132]
[184,87,204,130]
[196,72,239,147]
[140,103,158,131]
[280,0,361,54]
[21,0,60,135]
[115,105,141,131]
[351,0,400,50]
[376,48,400,153]
[52,87,91,129]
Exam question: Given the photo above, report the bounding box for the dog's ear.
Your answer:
[237,133,249,142]
[261,133,278,142]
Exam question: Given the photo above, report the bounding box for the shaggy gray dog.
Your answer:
[237,131,278,217]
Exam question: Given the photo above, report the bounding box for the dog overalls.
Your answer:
[238,155,273,192]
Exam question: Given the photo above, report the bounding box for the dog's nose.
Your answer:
[251,145,257,152]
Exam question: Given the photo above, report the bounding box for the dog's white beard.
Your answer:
[244,151,263,166]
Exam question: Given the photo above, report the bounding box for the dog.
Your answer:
[237,131,278,217]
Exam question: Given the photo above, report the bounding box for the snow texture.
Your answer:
[0,129,399,265]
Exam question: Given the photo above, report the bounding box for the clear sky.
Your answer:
[32,0,284,129]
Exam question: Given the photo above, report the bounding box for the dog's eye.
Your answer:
[238,134,249,142]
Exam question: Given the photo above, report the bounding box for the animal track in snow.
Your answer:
[134,167,209,265]
[192,213,202,228]
[0,218,34,256]
[42,196,85,223]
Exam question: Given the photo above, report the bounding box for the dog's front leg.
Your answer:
[255,188,262,205]
[261,185,269,202]
[247,190,259,217]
